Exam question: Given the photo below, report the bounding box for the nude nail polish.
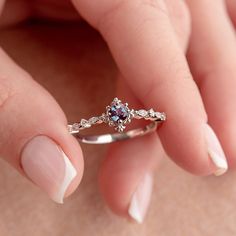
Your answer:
[21,135,77,203]
[204,124,228,176]
[128,173,153,224]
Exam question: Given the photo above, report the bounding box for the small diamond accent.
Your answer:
[137,109,148,117]
[68,97,166,135]
[148,109,155,117]
[160,113,166,121]
[154,112,162,118]
[80,119,91,128]
[72,123,80,130]
[89,117,100,124]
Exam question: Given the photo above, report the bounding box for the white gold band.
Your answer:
[68,98,166,144]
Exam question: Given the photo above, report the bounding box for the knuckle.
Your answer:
[140,0,168,14]
[167,0,190,24]
[97,0,168,33]
[166,0,191,39]
[97,0,129,31]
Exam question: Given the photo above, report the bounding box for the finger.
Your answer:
[186,0,236,167]
[165,0,191,51]
[225,0,236,26]
[99,76,165,223]
[73,0,227,175]
[0,48,83,203]
[0,0,30,27]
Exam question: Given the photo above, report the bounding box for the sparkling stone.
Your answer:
[108,104,129,123]
[137,109,148,117]
[148,109,155,117]
[154,112,162,119]
[80,119,91,128]
[89,117,99,124]
[160,113,166,120]
[72,123,80,130]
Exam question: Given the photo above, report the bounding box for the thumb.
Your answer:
[0,49,83,203]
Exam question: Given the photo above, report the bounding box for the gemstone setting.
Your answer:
[106,98,132,132]
[68,97,166,135]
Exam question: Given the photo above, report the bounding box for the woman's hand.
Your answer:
[0,0,236,223]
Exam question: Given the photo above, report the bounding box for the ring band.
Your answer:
[68,98,166,144]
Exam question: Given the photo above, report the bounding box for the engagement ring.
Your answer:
[68,98,166,144]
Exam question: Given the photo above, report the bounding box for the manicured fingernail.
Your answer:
[204,124,228,176]
[21,135,77,203]
[128,173,153,224]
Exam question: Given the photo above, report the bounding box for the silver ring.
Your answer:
[68,98,166,144]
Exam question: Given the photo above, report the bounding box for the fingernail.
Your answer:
[204,124,228,176]
[128,173,153,224]
[21,135,77,203]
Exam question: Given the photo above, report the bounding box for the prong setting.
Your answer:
[68,97,166,135]
[105,98,132,132]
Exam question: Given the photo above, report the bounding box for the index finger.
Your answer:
[72,0,228,175]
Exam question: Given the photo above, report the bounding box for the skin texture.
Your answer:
[0,21,235,236]
[0,0,236,233]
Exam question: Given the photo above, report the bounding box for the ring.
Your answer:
[68,97,166,144]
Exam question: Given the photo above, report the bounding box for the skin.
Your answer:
[0,22,236,236]
[0,0,236,233]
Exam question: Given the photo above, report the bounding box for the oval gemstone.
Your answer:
[109,104,129,123]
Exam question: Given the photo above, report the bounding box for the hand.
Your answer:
[0,0,235,224]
